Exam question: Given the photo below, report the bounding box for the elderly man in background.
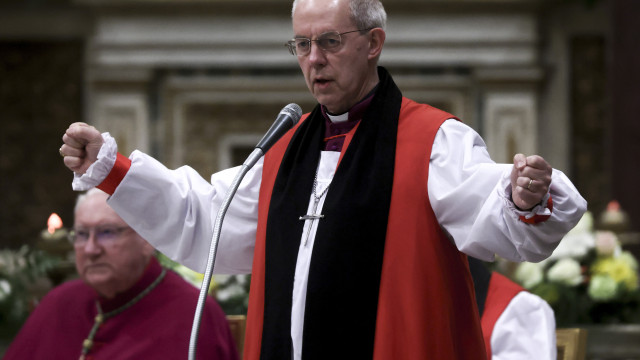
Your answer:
[60,0,587,358]
[4,189,238,360]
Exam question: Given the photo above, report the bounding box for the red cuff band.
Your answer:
[97,152,131,195]
[519,196,553,224]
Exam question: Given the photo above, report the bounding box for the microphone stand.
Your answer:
[188,148,264,360]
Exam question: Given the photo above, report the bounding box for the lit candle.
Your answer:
[41,213,68,241]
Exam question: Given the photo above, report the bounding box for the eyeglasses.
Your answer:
[285,28,373,56]
[68,225,131,246]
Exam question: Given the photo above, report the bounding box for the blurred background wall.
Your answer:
[0,0,636,246]
[1,0,639,356]
[1,0,638,251]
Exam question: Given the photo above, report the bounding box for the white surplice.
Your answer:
[73,118,586,359]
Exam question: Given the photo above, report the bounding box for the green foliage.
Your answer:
[511,247,640,327]
[0,245,62,338]
[155,252,250,315]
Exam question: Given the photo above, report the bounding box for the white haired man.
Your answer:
[5,189,238,360]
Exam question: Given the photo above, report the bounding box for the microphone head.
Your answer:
[281,103,303,125]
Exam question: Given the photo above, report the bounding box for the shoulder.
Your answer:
[40,279,91,305]
[397,97,462,142]
[15,280,90,332]
[399,97,457,122]
[504,291,554,318]
[495,290,555,333]
[490,272,525,294]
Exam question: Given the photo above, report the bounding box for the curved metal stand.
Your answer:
[188,148,264,360]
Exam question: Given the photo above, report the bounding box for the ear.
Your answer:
[367,28,386,60]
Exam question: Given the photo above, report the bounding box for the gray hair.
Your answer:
[74,188,108,214]
[292,0,387,30]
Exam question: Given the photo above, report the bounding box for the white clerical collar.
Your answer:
[326,112,349,124]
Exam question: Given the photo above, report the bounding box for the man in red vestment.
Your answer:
[3,189,238,360]
[58,0,587,358]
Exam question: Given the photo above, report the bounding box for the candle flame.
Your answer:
[607,200,620,212]
[47,213,63,234]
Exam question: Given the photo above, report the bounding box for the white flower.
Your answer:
[594,231,620,256]
[547,258,583,286]
[549,212,596,260]
[573,211,594,233]
[619,251,639,271]
[0,279,12,301]
[588,274,618,301]
[514,262,544,289]
[215,283,246,301]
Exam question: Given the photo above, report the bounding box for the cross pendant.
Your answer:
[299,198,324,246]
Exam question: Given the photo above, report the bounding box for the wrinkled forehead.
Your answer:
[292,0,354,37]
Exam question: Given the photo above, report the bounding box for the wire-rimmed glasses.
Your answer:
[68,225,131,247]
[285,28,373,56]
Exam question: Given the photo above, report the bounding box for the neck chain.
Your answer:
[79,268,167,360]
[299,168,331,245]
[312,168,330,201]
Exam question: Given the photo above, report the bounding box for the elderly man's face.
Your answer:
[73,192,154,298]
[293,0,377,114]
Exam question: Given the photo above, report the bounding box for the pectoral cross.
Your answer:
[300,168,331,246]
[299,196,325,246]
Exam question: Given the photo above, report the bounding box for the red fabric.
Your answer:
[4,258,238,360]
[519,196,554,224]
[97,152,131,195]
[480,272,525,359]
[245,99,486,359]
[373,98,484,359]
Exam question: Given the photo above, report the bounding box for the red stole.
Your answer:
[480,272,525,359]
[244,98,485,359]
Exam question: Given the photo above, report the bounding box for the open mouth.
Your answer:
[314,78,331,87]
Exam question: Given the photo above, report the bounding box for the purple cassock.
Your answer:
[3,257,238,360]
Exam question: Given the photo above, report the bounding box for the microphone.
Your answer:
[256,103,303,152]
[189,103,302,360]
[244,103,303,167]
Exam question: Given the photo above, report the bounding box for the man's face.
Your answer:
[73,192,154,298]
[293,0,376,114]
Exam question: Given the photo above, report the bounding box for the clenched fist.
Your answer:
[60,122,104,175]
[510,153,552,210]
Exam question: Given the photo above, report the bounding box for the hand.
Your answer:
[60,122,104,175]
[510,153,552,210]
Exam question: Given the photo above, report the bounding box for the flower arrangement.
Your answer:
[156,253,250,315]
[0,245,62,339]
[508,211,640,326]
[0,213,77,340]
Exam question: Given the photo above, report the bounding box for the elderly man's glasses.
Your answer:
[285,28,373,56]
[68,225,131,246]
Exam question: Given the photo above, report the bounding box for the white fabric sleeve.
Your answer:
[71,132,118,191]
[429,119,587,262]
[491,292,557,360]
[106,151,261,274]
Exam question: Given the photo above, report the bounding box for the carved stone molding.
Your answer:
[483,91,537,163]
[93,92,150,156]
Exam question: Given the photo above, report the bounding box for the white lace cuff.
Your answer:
[71,132,118,191]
